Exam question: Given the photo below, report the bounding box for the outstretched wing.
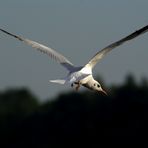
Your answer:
[0,29,74,71]
[85,25,148,69]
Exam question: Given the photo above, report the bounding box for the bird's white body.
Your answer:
[50,65,93,88]
[1,25,148,95]
[66,66,92,84]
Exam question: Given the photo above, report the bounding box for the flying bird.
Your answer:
[1,25,148,95]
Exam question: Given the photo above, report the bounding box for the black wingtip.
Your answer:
[0,28,23,41]
[135,25,148,35]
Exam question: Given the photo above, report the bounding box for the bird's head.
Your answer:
[92,80,107,95]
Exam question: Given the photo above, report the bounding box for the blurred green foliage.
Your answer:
[0,74,148,148]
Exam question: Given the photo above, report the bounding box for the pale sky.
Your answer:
[0,0,148,101]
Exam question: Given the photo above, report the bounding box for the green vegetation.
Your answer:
[0,74,148,148]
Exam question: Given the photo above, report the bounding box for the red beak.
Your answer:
[100,89,108,96]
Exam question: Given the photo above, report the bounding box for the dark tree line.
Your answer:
[0,74,148,148]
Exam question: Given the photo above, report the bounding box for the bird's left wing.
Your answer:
[85,25,148,69]
[0,29,74,71]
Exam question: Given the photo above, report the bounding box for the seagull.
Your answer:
[0,25,148,95]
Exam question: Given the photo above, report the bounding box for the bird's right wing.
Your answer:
[0,29,75,71]
[85,25,148,69]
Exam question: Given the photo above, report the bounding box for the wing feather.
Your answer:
[0,29,74,71]
[85,25,148,69]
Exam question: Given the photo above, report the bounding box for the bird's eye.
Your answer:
[97,84,100,88]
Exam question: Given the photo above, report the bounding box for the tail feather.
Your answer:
[49,79,66,84]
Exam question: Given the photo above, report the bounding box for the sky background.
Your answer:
[0,0,148,102]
